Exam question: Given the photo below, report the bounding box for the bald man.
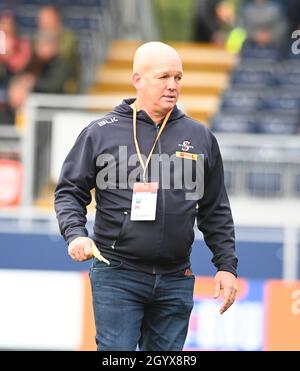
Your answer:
[132,42,183,123]
[55,42,238,351]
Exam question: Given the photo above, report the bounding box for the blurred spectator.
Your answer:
[37,5,79,93]
[0,10,31,87]
[154,0,195,41]
[0,10,31,125]
[194,0,242,45]
[28,30,70,93]
[239,0,288,47]
[8,30,70,112]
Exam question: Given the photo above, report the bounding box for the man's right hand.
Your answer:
[68,236,94,262]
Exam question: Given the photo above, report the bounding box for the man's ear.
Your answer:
[132,72,142,90]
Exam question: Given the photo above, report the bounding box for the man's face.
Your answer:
[136,57,183,114]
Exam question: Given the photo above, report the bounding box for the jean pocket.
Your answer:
[91,258,123,271]
[172,268,194,278]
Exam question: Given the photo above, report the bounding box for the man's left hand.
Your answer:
[213,271,237,314]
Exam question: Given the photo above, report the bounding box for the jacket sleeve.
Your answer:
[197,134,238,277]
[54,127,96,245]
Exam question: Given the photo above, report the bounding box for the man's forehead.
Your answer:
[147,60,183,74]
[134,47,183,75]
[152,66,183,75]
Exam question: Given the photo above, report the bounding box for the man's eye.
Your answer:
[159,75,168,79]
[175,76,182,81]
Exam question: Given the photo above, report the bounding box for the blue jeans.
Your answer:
[89,258,195,351]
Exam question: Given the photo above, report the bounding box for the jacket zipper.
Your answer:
[111,211,128,249]
[153,125,165,274]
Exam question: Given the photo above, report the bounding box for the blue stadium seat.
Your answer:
[275,70,300,87]
[275,61,300,86]
[256,112,300,134]
[296,175,300,194]
[211,113,257,133]
[15,15,36,31]
[0,2,10,11]
[16,0,56,5]
[240,42,280,61]
[61,0,102,6]
[261,90,300,112]
[231,64,275,87]
[64,16,93,31]
[221,89,262,112]
[246,171,282,196]
[239,59,277,71]
[282,60,300,72]
[0,89,7,104]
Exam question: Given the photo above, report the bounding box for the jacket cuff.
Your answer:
[217,266,238,278]
[65,227,88,245]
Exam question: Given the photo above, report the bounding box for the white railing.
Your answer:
[19,93,300,280]
[22,93,300,204]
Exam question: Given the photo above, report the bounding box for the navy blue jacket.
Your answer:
[55,98,238,276]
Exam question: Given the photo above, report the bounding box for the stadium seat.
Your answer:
[281,60,300,72]
[15,15,36,32]
[240,42,280,61]
[256,112,300,134]
[15,0,52,5]
[64,16,92,32]
[296,175,300,194]
[211,113,257,133]
[275,70,300,87]
[231,67,275,87]
[246,171,282,196]
[261,90,300,112]
[0,89,7,104]
[61,0,102,6]
[221,89,262,112]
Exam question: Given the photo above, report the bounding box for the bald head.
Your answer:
[132,42,183,123]
[133,42,182,74]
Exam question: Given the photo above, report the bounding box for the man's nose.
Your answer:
[167,77,177,90]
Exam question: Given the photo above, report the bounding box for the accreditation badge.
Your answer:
[131,182,158,221]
